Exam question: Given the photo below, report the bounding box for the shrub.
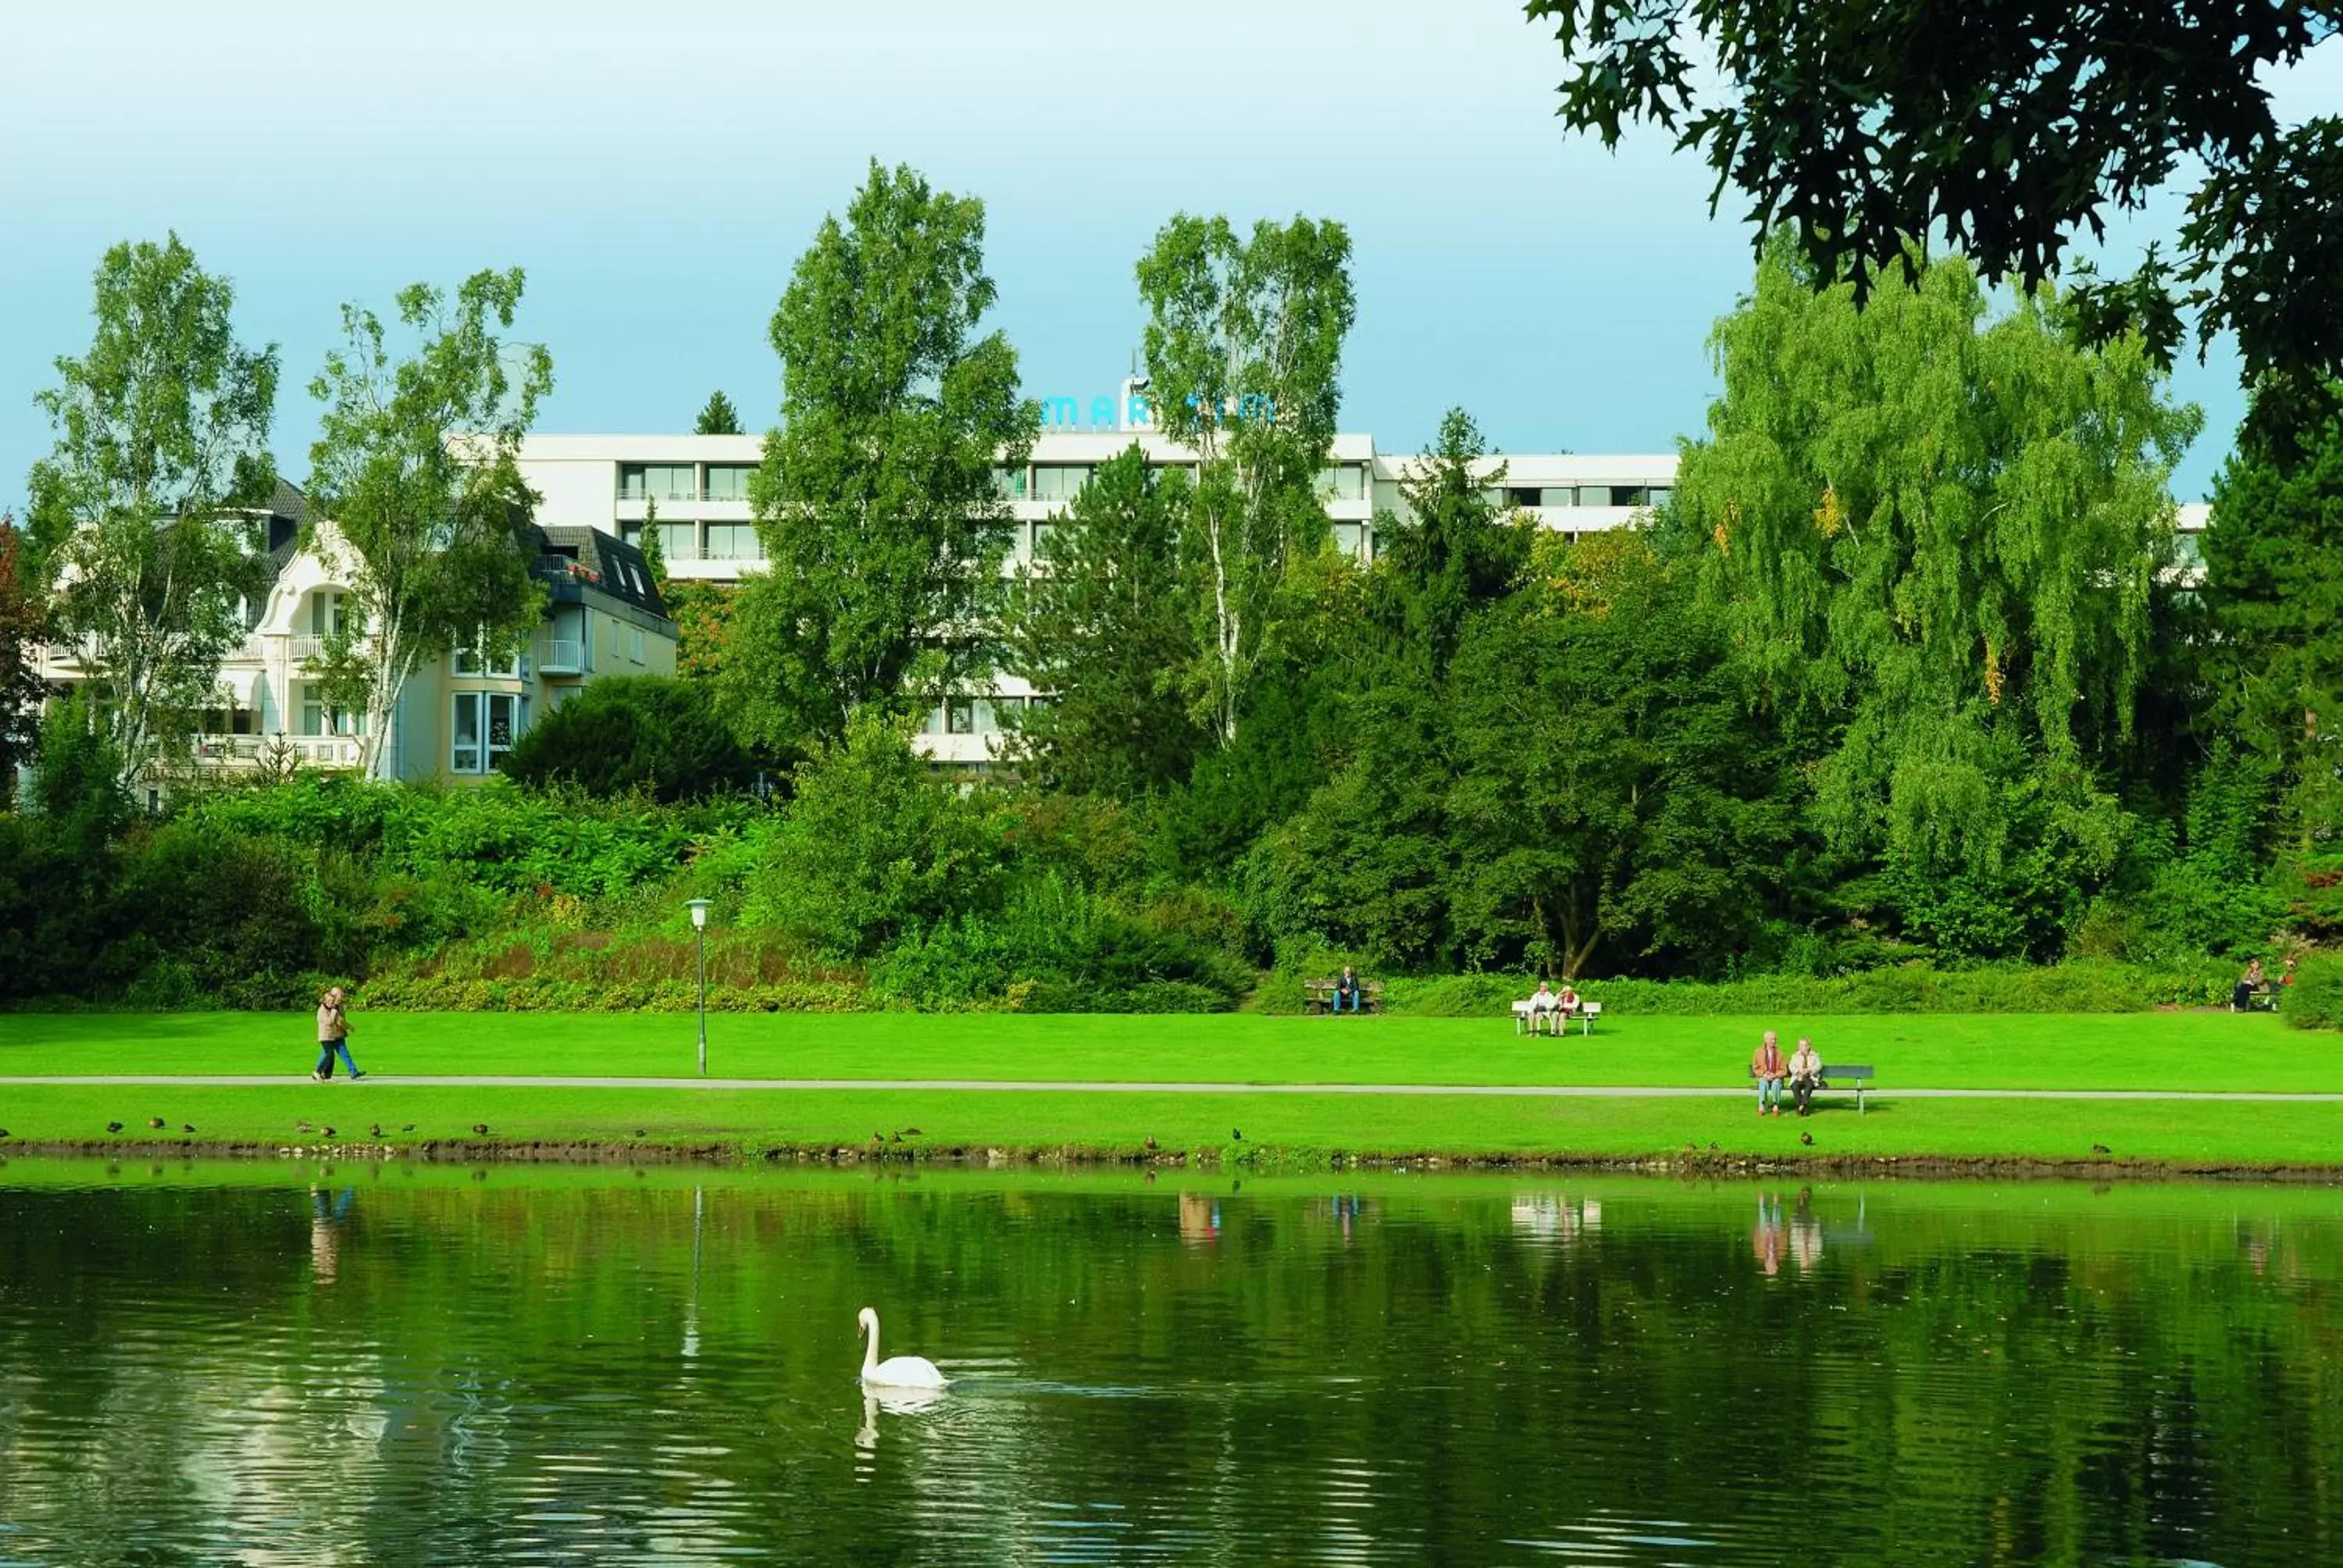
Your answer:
[742,715,1013,957]
[117,821,343,996]
[500,676,759,802]
[2283,953,2343,1032]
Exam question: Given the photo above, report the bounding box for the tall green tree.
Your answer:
[1375,408,1529,680]
[1136,213,1355,742]
[26,235,279,788]
[1675,248,2199,901]
[729,161,1036,750]
[0,515,47,802]
[1525,2,2343,391]
[694,390,742,435]
[305,269,554,779]
[2200,381,2343,856]
[1003,444,1206,797]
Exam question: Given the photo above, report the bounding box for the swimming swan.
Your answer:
[858,1306,948,1389]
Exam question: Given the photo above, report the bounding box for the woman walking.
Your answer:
[313,986,364,1082]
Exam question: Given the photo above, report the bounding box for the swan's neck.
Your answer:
[861,1317,879,1376]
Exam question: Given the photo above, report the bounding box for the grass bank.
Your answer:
[1,1010,2338,1174]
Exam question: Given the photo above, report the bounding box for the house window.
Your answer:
[451,691,526,775]
[298,684,366,736]
[1316,465,1366,501]
[453,626,525,679]
[309,592,348,636]
[628,626,645,663]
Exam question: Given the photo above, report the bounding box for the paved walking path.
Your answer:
[5,1074,2343,1102]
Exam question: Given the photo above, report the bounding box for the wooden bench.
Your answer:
[1512,999,1603,1036]
[1748,1063,1874,1114]
[1304,978,1385,1015]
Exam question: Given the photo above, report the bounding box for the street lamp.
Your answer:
[686,899,712,1076]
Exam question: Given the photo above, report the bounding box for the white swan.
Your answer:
[858,1306,948,1389]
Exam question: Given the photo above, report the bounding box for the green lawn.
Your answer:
[0,1008,2336,1169]
[0,1008,2325,1090]
[1,1080,2339,1170]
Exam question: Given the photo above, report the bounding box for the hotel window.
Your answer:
[704,522,763,561]
[947,698,976,735]
[1507,486,1541,508]
[1031,465,1093,503]
[703,464,756,501]
[451,691,526,775]
[619,463,697,501]
[920,705,946,736]
[1610,486,1650,507]
[1316,465,1366,501]
[654,521,698,561]
[1646,487,1673,508]
[1333,522,1366,560]
[993,465,1029,500]
[1539,487,1577,508]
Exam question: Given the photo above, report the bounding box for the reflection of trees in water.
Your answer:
[0,1174,2337,1563]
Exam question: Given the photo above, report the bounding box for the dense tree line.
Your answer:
[5,151,2339,1010]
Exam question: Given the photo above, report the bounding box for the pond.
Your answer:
[0,1161,2337,1565]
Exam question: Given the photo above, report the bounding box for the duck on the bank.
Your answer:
[857,1307,947,1390]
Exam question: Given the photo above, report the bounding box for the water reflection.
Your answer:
[0,1165,2337,1566]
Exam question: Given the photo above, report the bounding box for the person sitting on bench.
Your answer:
[1752,1030,1787,1117]
[1788,1036,1824,1117]
[1332,966,1365,1014]
[1528,979,1560,1030]
[2234,957,2270,1012]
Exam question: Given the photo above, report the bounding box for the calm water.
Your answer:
[0,1163,2338,1566]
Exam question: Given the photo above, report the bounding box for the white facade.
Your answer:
[511,432,1682,765]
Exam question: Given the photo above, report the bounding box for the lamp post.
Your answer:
[686,899,711,1076]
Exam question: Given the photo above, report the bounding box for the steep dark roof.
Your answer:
[533,524,670,618]
[269,478,316,526]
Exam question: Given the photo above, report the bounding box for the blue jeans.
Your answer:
[1756,1076,1783,1110]
[316,1041,361,1078]
[1332,989,1362,1013]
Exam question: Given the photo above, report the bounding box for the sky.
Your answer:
[5,2,2336,512]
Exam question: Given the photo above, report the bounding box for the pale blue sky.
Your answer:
[5,2,2334,511]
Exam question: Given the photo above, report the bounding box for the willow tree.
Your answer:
[1678,248,2199,896]
[1136,214,1354,743]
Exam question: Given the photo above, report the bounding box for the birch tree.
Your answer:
[305,269,552,779]
[26,235,279,788]
[1136,214,1354,743]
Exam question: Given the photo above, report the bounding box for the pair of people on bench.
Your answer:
[1753,1031,1824,1117]
[1527,980,1579,1029]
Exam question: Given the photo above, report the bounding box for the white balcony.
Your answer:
[537,638,587,674]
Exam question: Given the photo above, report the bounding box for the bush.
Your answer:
[1254,959,2237,1016]
[870,875,1251,1010]
[500,676,760,803]
[2283,953,2343,1031]
[743,715,1013,957]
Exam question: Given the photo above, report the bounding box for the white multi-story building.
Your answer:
[510,430,2213,767]
[512,431,1682,764]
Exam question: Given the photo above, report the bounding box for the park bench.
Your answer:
[1304,978,1386,1014]
[1748,1063,1874,1114]
[1511,999,1603,1036]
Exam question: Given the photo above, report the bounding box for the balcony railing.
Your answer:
[188,734,362,769]
[536,638,587,673]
